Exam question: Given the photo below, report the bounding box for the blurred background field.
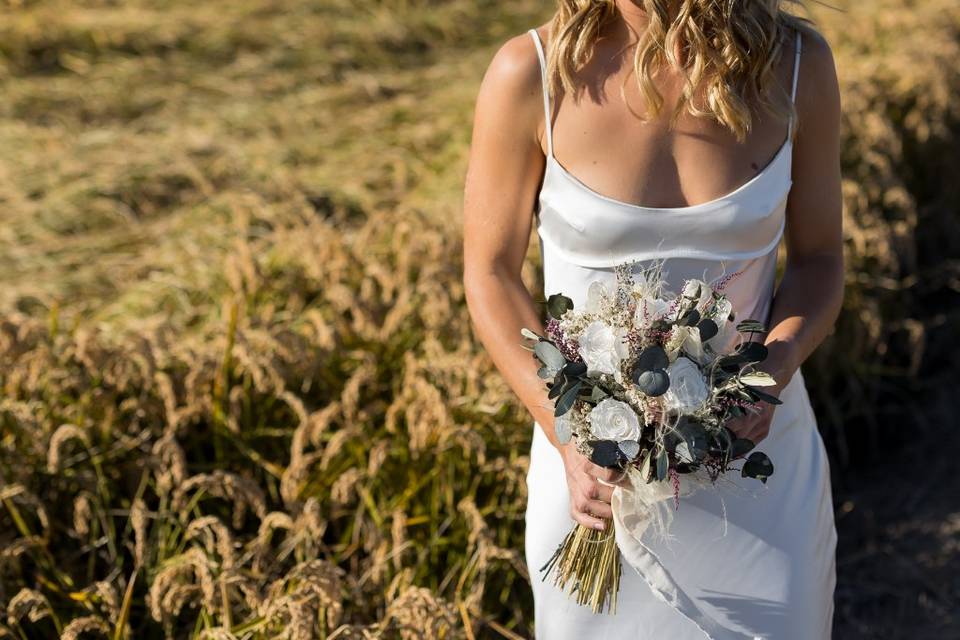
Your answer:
[0,0,957,638]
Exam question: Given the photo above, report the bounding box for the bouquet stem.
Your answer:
[539,523,622,614]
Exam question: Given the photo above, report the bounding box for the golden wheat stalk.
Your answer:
[539,523,622,614]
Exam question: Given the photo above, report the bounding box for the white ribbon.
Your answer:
[606,469,760,640]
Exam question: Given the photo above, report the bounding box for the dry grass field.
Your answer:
[0,0,958,638]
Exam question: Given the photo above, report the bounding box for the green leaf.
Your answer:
[554,380,582,417]
[655,447,669,481]
[618,440,640,461]
[741,451,775,483]
[730,437,756,459]
[744,385,784,405]
[534,341,566,373]
[739,371,777,387]
[736,319,767,334]
[697,318,719,341]
[635,344,669,372]
[678,308,701,327]
[590,385,609,402]
[635,369,670,396]
[547,293,574,319]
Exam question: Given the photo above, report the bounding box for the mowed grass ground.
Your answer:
[0,0,958,638]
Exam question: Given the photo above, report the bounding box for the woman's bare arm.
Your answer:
[733,29,845,442]
[463,30,622,529]
[462,33,560,444]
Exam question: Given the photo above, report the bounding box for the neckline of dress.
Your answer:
[545,136,793,214]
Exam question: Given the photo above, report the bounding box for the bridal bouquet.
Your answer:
[522,260,779,614]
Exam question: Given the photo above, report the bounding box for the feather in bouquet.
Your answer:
[521,260,779,614]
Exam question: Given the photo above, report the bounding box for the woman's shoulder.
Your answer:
[471,24,552,141]
[479,24,549,97]
[792,23,841,135]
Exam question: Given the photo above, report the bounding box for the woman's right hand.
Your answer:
[558,443,630,531]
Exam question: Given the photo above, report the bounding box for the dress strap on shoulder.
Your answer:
[788,29,802,138]
[527,28,554,158]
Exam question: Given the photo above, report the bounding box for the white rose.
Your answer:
[577,320,629,376]
[588,398,642,441]
[663,357,710,413]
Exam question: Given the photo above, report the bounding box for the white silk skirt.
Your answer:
[524,369,838,639]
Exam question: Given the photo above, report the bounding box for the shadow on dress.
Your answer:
[699,589,790,638]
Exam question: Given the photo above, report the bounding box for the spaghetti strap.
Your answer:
[527,28,554,159]
[789,29,802,138]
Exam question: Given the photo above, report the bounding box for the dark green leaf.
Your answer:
[679,308,701,327]
[655,448,669,481]
[730,438,756,459]
[741,451,775,483]
[744,385,784,405]
[554,380,582,417]
[563,361,587,377]
[547,293,574,320]
[697,318,718,341]
[635,369,670,396]
[736,319,767,334]
[635,345,669,372]
[589,439,624,468]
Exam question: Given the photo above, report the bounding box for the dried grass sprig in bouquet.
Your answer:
[522,260,779,614]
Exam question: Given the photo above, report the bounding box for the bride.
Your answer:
[462,0,843,638]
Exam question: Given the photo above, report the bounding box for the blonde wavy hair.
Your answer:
[544,0,816,142]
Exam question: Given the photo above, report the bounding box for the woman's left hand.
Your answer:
[727,391,780,445]
[726,352,791,446]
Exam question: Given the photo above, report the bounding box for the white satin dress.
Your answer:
[523,28,838,639]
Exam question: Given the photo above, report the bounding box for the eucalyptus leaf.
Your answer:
[555,417,572,445]
[618,440,641,460]
[635,345,669,372]
[677,418,709,462]
[547,293,574,320]
[589,439,624,468]
[736,341,769,363]
[697,318,719,342]
[534,341,566,373]
[636,369,670,396]
[554,380,582,417]
[547,378,565,400]
[563,361,587,377]
[741,451,775,483]
[655,448,669,481]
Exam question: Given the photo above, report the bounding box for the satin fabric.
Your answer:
[523,27,837,639]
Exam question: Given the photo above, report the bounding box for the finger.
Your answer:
[590,464,624,484]
[584,499,613,519]
[570,504,607,530]
[592,482,615,504]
